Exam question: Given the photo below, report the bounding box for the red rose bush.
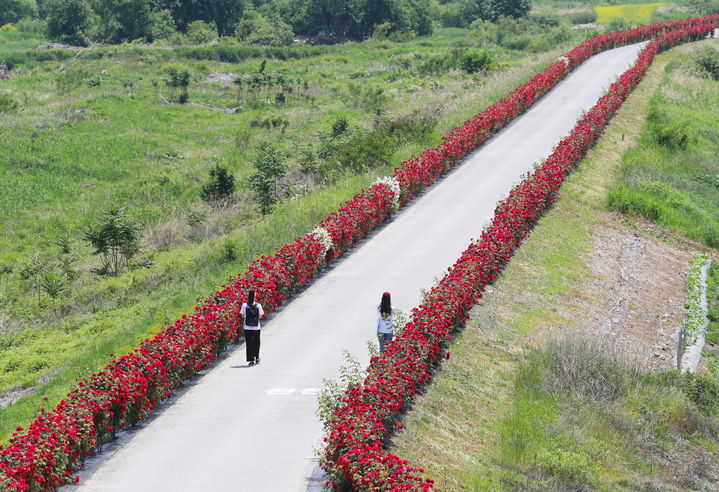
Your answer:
[1,16,717,491]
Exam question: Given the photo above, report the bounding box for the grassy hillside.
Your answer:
[608,48,719,249]
[389,39,719,490]
[0,22,590,439]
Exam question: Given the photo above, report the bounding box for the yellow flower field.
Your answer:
[595,2,670,24]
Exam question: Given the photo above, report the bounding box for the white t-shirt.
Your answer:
[240,302,265,330]
[376,307,396,334]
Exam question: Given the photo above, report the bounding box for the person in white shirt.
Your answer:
[240,289,265,366]
[376,291,396,354]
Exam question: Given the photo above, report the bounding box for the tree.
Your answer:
[148,9,177,41]
[90,0,155,42]
[0,0,37,26]
[459,0,530,23]
[264,0,309,35]
[185,19,216,44]
[163,64,191,103]
[361,0,406,38]
[305,0,365,39]
[458,0,494,25]
[249,143,286,214]
[84,207,142,276]
[402,0,433,36]
[41,272,66,299]
[165,0,246,36]
[459,49,494,73]
[492,0,530,20]
[201,165,235,204]
[45,0,92,46]
[235,10,294,46]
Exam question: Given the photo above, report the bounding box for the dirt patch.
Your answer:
[571,23,598,30]
[0,370,60,408]
[183,102,240,114]
[36,43,77,50]
[530,214,696,371]
[656,5,689,13]
[578,217,694,370]
[0,385,35,409]
[206,72,237,84]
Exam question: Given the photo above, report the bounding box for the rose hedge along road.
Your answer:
[320,19,719,491]
[1,15,717,491]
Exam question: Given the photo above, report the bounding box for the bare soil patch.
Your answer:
[557,215,695,371]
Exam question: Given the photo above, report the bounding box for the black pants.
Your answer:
[245,329,261,362]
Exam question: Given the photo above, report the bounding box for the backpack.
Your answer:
[244,303,259,327]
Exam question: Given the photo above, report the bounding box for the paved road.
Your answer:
[69,42,645,492]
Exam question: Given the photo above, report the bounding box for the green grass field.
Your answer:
[608,49,719,249]
[595,2,670,24]
[0,22,587,440]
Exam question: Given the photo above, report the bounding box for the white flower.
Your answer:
[372,175,401,211]
[558,56,570,67]
[311,226,333,254]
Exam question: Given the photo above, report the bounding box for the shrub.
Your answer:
[536,446,597,485]
[459,49,494,74]
[15,17,47,34]
[235,11,293,47]
[521,337,639,404]
[379,109,438,144]
[649,110,696,149]
[249,142,286,214]
[45,0,92,46]
[0,0,36,26]
[528,12,564,27]
[200,165,235,205]
[54,68,90,92]
[220,239,238,263]
[679,371,719,416]
[607,17,635,33]
[0,94,19,113]
[566,10,597,25]
[346,83,389,113]
[330,129,394,174]
[185,20,217,44]
[83,207,142,276]
[41,272,67,299]
[317,351,366,432]
[298,145,318,174]
[162,63,191,103]
[416,54,453,75]
[330,117,349,138]
[695,47,719,80]
[148,9,177,42]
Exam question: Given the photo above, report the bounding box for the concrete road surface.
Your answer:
[68,42,645,492]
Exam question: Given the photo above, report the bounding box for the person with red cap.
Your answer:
[376,292,396,354]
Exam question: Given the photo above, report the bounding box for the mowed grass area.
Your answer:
[390,41,719,490]
[0,24,585,440]
[596,3,671,24]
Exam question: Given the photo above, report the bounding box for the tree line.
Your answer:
[0,0,531,46]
